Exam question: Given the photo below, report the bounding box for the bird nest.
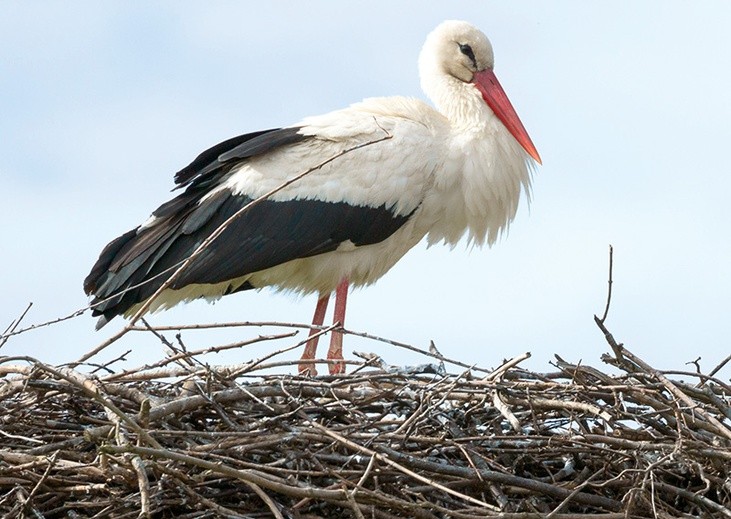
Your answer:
[0,314,730,519]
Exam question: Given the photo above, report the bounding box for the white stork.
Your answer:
[84,20,541,376]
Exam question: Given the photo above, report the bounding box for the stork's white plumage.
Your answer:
[84,20,540,375]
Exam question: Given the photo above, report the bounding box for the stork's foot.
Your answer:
[327,330,345,375]
[298,362,318,377]
[299,338,319,377]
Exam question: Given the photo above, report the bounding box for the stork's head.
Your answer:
[419,20,541,164]
[420,20,495,83]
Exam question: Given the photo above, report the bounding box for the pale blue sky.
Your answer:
[2,2,730,378]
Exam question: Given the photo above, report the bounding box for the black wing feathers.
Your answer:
[83,228,137,295]
[217,127,306,163]
[180,189,229,235]
[174,198,414,287]
[174,127,306,188]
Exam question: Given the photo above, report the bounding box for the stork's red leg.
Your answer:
[327,278,349,375]
[299,293,329,376]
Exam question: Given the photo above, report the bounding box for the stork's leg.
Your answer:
[327,278,349,375]
[298,293,330,376]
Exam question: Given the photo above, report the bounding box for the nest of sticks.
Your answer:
[0,311,730,519]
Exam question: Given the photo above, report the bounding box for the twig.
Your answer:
[482,352,532,381]
[245,481,285,519]
[698,352,731,388]
[493,390,521,432]
[0,304,87,344]
[20,450,57,517]
[102,331,298,381]
[652,481,731,518]
[129,453,151,518]
[0,302,33,349]
[343,328,495,375]
[599,244,613,324]
[126,320,322,332]
[344,488,367,519]
[545,468,604,518]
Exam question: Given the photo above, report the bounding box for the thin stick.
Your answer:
[545,468,604,518]
[126,320,319,332]
[0,304,88,343]
[599,244,613,324]
[482,352,531,381]
[698,352,731,388]
[343,328,494,375]
[102,331,297,381]
[0,302,33,349]
[245,481,285,519]
[20,450,57,516]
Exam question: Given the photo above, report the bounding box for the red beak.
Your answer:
[473,69,542,164]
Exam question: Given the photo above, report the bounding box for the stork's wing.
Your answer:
[84,102,440,325]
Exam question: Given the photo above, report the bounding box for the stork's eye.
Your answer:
[459,43,476,66]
